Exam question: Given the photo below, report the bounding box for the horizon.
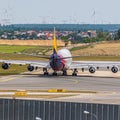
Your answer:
[1,23,120,25]
[1,24,120,32]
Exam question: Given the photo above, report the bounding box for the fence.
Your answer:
[0,98,120,120]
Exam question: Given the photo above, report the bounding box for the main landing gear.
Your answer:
[52,70,67,76]
[43,68,49,75]
[72,69,78,76]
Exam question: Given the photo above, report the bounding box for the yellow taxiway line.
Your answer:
[0,76,22,82]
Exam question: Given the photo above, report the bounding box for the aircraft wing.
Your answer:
[70,61,120,69]
[0,60,50,68]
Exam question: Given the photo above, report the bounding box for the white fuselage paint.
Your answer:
[57,48,72,69]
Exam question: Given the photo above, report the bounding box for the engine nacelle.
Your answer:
[27,65,34,71]
[89,66,96,73]
[111,66,119,73]
[2,63,9,69]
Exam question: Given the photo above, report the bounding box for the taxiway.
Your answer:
[0,71,120,104]
[0,73,120,91]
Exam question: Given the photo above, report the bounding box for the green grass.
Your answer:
[70,44,91,51]
[22,46,52,55]
[0,64,27,75]
[0,45,36,53]
[0,53,46,60]
[0,45,52,55]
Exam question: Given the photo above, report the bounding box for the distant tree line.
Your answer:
[114,29,120,40]
[83,31,112,43]
[62,29,120,44]
[1,24,120,31]
[62,31,112,44]
[0,24,120,43]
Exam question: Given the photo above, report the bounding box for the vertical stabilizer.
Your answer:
[53,27,57,53]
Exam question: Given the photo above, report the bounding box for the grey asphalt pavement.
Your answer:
[0,73,120,104]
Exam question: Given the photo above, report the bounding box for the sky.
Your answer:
[0,0,120,24]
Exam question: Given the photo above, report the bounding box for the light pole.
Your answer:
[35,116,42,120]
[83,110,98,120]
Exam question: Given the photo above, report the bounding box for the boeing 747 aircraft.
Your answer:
[0,28,120,76]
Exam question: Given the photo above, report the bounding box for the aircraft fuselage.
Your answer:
[50,48,72,71]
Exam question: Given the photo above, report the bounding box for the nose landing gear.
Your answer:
[52,71,57,76]
[62,70,67,76]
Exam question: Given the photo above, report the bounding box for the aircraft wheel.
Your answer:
[44,72,49,75]
[62,71,67,76]
[72,73,77,76]
[53,72,57,76]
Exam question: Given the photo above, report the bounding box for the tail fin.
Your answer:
[53,27,57,53]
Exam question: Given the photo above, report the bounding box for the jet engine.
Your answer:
[27,65,34,71]
[89,66,96,73]
[111,66,119,73]
[2,63,9,69]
